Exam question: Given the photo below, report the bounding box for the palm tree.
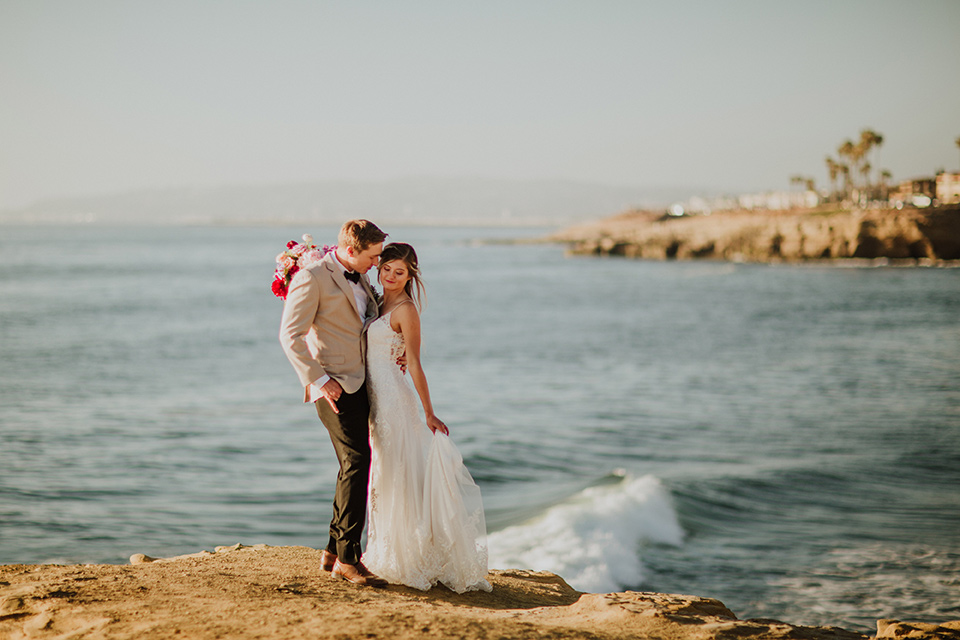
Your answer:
[790,175,816,201]
[880,169,892,201]
[825,157,840,200]
[840,164,851,200]
[860,162,872,199]
[838,130,884,205]
[862,129,883,192]
[838,140,856,200]
[838,140,855,166]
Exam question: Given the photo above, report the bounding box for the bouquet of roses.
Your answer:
[271,234,333,300]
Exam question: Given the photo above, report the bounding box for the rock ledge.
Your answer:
[550,206,960,264]
[1,545,955,639]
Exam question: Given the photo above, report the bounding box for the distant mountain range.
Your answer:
[0,178,714,227]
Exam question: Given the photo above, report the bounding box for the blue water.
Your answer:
[1,224,958,631]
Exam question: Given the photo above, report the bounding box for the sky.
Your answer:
[2,0,959,210]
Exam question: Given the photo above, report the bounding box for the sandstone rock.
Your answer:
[2,546,956,639]
[876,618,960,640]
[551,206,960,264]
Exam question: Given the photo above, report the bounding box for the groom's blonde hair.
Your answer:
[338,219,387,252]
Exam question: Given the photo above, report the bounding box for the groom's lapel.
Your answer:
[323,253,365,321]
[360,276,379,319]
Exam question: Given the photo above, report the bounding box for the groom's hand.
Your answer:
[319,379,344,414]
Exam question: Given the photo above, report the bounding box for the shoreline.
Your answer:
[548,205,960,265]
[2,544,957,639]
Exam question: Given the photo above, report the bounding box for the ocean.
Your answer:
[1,224,958,632]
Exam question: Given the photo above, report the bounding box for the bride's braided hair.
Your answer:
[379,242,425,310]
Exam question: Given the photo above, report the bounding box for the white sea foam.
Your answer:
[487,473,684,593]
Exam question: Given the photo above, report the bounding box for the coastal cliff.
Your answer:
[2,545,957,639]
[550,205,960,264]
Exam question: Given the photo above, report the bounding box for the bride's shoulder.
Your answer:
[385,297,417,315]
[388,298,419,329]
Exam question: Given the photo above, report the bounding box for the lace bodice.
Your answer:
[365,311,422,444]
[366,311,406,378]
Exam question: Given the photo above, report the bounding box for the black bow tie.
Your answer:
[343,270,361,284]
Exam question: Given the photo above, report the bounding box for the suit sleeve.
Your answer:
[279,270,327,388]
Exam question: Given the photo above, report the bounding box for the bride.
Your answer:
[362,242,491,593]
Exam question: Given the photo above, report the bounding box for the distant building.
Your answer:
[936,172,960,205]
[667,195,738,216]
[668,190,819,216]
[737,190,819,211]
[890,178,936,208]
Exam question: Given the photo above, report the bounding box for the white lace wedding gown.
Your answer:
[362,310,491,593]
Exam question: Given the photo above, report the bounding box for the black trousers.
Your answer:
[315,383,371,566]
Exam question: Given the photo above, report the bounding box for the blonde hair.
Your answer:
[338,219,387,252]
[378,242,426,310]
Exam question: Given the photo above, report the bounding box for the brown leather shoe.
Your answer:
[319,549,337,572]
[332,560,388,587]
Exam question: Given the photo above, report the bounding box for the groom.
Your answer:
[279,219,388,587]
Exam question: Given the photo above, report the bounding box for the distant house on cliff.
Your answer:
[737,190,820,211]
[936,172,960,205]
[890,178,936,208]
[668,190,820,216]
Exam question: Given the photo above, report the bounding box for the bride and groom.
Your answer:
[278,219,490,593]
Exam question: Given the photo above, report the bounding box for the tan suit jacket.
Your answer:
[279,251,379,401]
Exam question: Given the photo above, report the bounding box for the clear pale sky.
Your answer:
[2,0,959,209]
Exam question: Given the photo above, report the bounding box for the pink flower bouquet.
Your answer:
[271,234,333,300]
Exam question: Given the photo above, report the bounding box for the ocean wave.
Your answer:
[487,472,684,593]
